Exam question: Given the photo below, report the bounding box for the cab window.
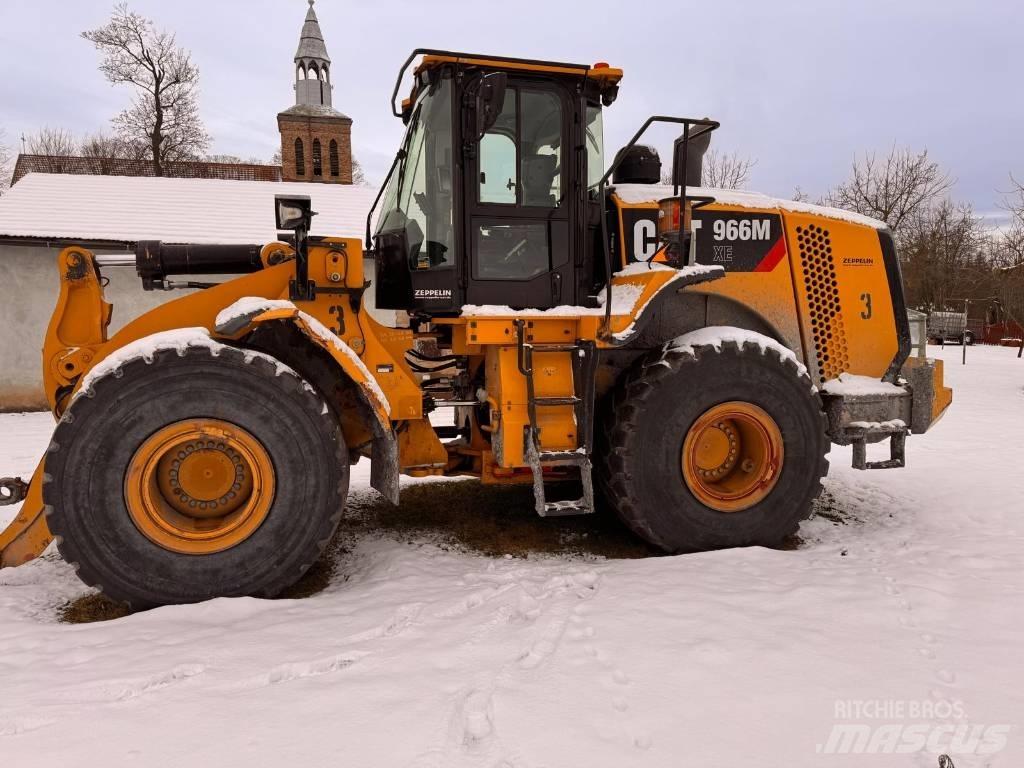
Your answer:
[477,86,563,209]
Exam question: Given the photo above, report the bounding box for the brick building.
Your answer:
[277,0,353,184]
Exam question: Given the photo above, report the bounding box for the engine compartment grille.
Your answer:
[795,224,848,383]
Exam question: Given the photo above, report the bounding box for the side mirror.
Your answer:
[475,72,507,139]
[672,130,712,188]
[275,195,314,232]
[374,229,414,310]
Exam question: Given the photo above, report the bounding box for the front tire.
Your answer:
[44,344,348,608]
[598,331,829,552]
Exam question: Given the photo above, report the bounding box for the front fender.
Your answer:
[215,300,400,504]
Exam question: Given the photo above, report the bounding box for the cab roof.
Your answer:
[415,53,622,83]
[394,48,622,119]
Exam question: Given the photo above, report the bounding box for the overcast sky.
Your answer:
[1,0,1020,221]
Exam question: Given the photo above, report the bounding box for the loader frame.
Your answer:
[0,49,953,578]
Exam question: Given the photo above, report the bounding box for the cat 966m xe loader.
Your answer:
[0,50,952,607]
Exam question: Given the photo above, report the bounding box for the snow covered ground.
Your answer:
[0,344,1021,767]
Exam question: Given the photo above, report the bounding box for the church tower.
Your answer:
[278,0,353,184]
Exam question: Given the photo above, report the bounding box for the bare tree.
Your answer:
[658,148,756,190]
[83,3,209,176]
[824,147,952,237]
[700,149,756,189]
[20,127,80,175]
[996,174,1024,271]
[900,199,984,311]
[78,131,138,174]
[352,156,367,186]
[0,129,11,192]
[25,127,77,156]
[204,154,265,165]
[79,132,133,159]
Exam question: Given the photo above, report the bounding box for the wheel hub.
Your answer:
[125,420,275,554]
[157,439,252,518]
[681,402,784,513]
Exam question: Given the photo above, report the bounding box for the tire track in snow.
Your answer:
[862,524,964,724]
[53,662,207,704]
[407,567,603,768]
[230,601,425,691]
[0,662,208,738]
[564,599,652,752]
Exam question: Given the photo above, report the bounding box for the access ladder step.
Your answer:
[529,344,584,353]
[538,450,588,465]
[534,396,581,407]
[541,500,593,518]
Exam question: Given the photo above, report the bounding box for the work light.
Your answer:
[275,195,314,232]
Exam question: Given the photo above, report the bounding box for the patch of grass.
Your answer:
[810,488,850,525]
[60,593,130,624]
[341,479,656,561]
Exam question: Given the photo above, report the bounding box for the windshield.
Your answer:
[375,75,455,270]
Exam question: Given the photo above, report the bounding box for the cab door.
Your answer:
[464,80,574,309]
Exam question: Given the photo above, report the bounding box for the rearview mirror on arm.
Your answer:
[475,72,507,139]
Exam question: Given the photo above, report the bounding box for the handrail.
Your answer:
[390,48,592,118]
[596,116,720,339]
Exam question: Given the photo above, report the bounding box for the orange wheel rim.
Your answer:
[681,401,784,513]
[124,419,275,554]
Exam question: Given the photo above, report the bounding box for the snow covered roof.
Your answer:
[0,174,378,246]
[279,104,351,120]
[611,183,889,230]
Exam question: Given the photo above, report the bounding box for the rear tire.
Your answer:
[44,344,348,608]
[963,331,975,346]
[598,332,829,552]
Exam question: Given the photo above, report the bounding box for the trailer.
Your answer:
[927,311,976,345]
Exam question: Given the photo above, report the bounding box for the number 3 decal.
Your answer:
[860,292,872,320]
[329,305,346,336]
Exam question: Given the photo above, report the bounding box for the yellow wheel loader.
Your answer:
[0,50,952,607]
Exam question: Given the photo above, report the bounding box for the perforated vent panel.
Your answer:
[795,224,848,383]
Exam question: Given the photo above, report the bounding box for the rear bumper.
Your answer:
[821,356,952,469]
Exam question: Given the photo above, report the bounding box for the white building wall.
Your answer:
[0,244,192,411]
[0,246,400,412]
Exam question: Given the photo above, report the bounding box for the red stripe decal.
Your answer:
[754,236,787,273]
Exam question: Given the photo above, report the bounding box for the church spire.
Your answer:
[293,0,332,107]
[279,0,353,184]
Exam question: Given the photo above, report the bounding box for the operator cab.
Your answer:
[372,51,622,315]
